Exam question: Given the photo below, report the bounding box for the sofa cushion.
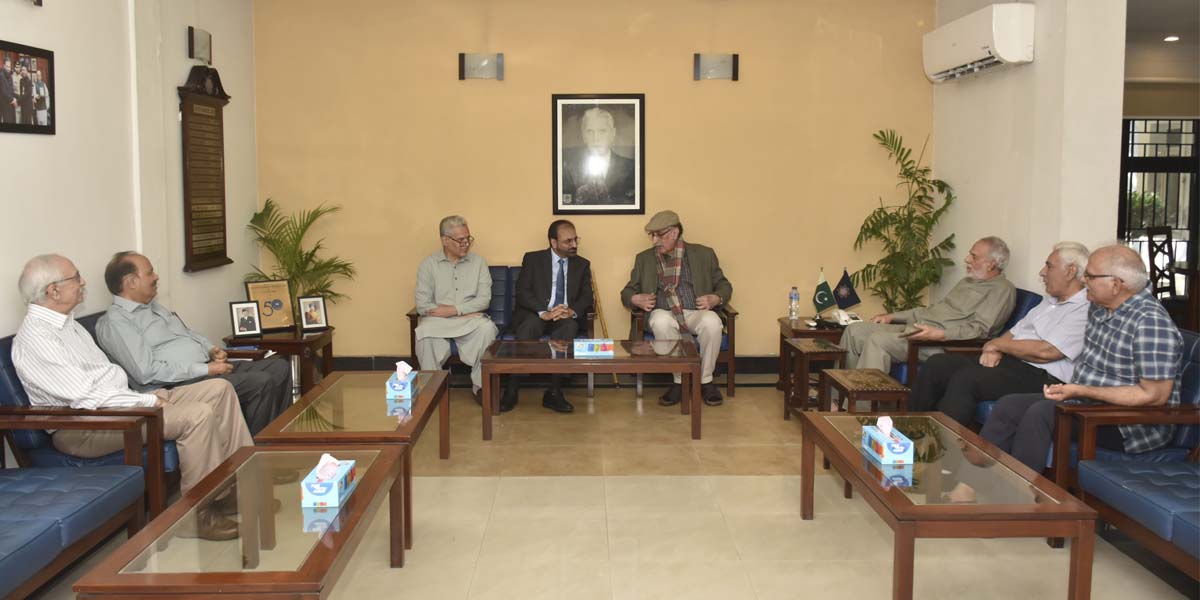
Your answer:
[27,440,180,473]
[1077,461,1200,541]
[1171,510,1200,559]
[0,517,61,598]
[0,466,143,546]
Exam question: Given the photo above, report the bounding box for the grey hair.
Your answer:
[1052,242,1090,281]
[979,236,1011,271]
[18,254,68,305]
[1101,244,1150,292]
[581,107,615,130]
[438,215,467,237]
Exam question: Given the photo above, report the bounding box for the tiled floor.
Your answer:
[36,383,1190,599]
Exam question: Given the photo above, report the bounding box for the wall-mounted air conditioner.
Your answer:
[923,3,1035,83]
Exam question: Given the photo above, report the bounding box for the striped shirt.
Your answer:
[1072,288,1183,453]
[12,304,157,410]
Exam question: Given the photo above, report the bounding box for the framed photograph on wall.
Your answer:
[0,39,55,135]
[298,296,329,331]
[552,93,644,215]
[245,280,294,332]
[230,301,262,338]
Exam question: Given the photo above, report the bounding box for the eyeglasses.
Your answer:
[1082,273,1118,282]
[444,235,474,246]
[648,228,676,240]
[50,272,82,286]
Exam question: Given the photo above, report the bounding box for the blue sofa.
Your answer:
[0,312,179,517]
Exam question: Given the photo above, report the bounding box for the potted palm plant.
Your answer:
[851,130,956,312]
[245,198,357,323]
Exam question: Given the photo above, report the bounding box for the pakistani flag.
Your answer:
[813,270,836,313]
[834,268,862,309]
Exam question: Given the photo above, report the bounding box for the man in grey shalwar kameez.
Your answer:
[414,215,499,403]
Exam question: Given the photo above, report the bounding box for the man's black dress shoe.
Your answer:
[542,389,574,413]
[658,383,682,406]
[500,386,519,413]
[472,388,482,406]
[701,383,724,406]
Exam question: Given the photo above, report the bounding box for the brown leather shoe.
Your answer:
[473,388,483,406]
[272,469,300,485]
[658,383,682,406]
[212,494,283,517]
[196,509,239,541]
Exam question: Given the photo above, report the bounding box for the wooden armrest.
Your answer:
[226,349,268,360]
[1076,406,1199,463]
[720,303,738,317]
[0,414,146,469]
[0,405,163,419]
[406,307,420,319]
[909,338,988,349]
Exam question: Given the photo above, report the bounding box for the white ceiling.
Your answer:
[1125,0,1200,82]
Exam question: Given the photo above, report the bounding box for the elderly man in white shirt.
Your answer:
[11,254,252,541]
[908,242,1092,426]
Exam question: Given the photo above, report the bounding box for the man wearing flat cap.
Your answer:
[621,210,733,406]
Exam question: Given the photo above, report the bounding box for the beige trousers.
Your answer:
[647,308,723,384]
[52,379,254,494]
[415,317,499,391]
[839,322,942,373]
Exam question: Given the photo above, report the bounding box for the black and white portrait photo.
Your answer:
[552,94,644,215]
[230,301,262,338]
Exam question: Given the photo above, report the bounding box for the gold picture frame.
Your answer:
[245,279,294,332]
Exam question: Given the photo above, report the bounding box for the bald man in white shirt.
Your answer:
[11,254,252,541]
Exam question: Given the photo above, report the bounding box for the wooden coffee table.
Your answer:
[75,444,406,599]
[480,339,702,439]
[255,371,450,551]
[783,337,847,419]
[777,317,843,391]
[799,412,1097,600]
[223,327,335,394]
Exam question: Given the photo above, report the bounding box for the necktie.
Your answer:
[552,258,566,308]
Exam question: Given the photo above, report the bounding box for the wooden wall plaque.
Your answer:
[178,66,233,272]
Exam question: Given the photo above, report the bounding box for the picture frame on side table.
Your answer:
[298,296,329,331]
[230,301,262,338]
[0,39,55,135]
[552,93,644,215]
[245,280,294,332]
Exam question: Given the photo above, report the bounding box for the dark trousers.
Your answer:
[178,357,293,435]
[909,353,1059,427]
[980,393,1125,473]
[507,317,579,393]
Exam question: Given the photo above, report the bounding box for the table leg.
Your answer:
[238,482,261,569]
[681,371,690,416]
[404,451,413,550]
[389,465,405,568]
[1068,521,1095,600]
[785,352,796,420]
[259,470,276,550]
[491,373,501,416]
[482,366,493,441]
[322,338,334,375]
[801,429,815,520]
[777,333,789,391]
[439,382,450,460]
[691,366,702,440]
[892,522,915,600]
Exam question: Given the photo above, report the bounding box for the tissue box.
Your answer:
[573,339,615,358]
[386,371,418,400]
[386,397,412,417]
[300,459,357,507]
[302,501,352,534]
[861,425,915,465]
[861,456,914,489]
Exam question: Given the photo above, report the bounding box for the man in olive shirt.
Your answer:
[96,252,293,435]
[414,215,499,403]
[621,210,733,406]
[840,236,1017,376]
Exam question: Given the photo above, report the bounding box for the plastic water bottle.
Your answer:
[788,287,800,320]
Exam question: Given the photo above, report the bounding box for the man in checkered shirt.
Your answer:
[981,244,1183,472]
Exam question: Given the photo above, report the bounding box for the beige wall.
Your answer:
[1124,82,1200,117]
[254,0,935,357]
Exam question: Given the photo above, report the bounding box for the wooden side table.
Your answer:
[819,368,909,413]
[783,337,846,419]
[777,317,844,394]
[224,327,334,394]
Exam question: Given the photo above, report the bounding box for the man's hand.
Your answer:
[695,294,722,311]
[207,361,234,376]
[1043,383,1079,402]
[979,349,1002,368]
[870,313,894,324]
[425,305,458,318]
[540,305,572,321]
[631,293,656,311]
[906,323,945,341]
[209,347,227,362]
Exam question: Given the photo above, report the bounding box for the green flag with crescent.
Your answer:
[813,269,836,313]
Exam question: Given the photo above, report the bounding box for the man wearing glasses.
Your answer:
[620,210,733,406]
[981,245,1184,472]
[414,215,499,404]
[505,219,594,413]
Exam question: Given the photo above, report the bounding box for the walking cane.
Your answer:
[589,275,621,388]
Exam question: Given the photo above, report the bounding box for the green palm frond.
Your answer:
[246,198,357,321]
[851,130,956,313]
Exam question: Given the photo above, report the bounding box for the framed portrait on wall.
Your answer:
[552,93,645,215]
[245,280,294,332]
[298,296,329,331]
[0,39,55,135]
[229,301,262,338]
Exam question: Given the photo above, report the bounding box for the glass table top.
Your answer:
[278,372,439,434]
[487,339,695,360]
[120,449,382,574]
[823,415,1057,506]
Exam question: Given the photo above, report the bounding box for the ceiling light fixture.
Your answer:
[1163,35,1180,42]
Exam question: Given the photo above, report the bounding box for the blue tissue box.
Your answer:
[386,371,418,400]
[302,501,352,534]
[861,456,914,489]
[300,459,357,507]
[861,425,915,465]
[573,339,615,358]
[386,397,412,417]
